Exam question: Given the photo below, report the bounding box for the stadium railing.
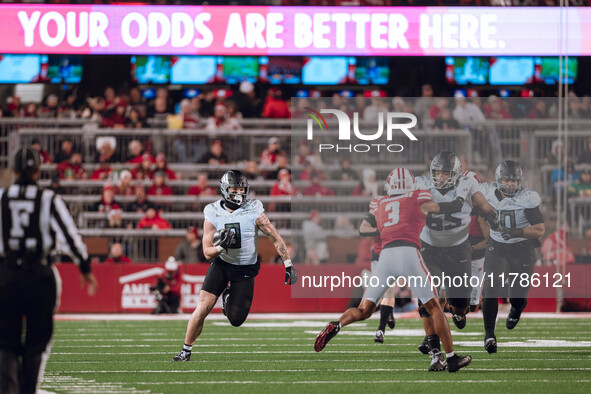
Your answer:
[0,118,99,167]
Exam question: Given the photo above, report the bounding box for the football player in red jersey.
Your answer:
[314,168,472,373]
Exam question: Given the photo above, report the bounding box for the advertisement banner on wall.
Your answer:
[1,5,590,56]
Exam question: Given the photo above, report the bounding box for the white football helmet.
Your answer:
[385,168,415,196]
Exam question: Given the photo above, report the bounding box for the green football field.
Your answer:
[42,315,591,393]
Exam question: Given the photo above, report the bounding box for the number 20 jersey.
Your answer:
[203,199,264,266]
[479,182,541,244]
[370,189,434,250]
[415,174,479,247]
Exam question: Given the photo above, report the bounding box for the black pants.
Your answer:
[482,239,535,334]
[202,259,259,327]
[0,264,57,394]
[482,239,536,300]
[420,239,472,310]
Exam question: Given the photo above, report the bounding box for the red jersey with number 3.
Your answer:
[370,189,433,249]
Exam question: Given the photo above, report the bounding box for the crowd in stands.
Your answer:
[3,84,591,133]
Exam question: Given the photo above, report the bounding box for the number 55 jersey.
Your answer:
[415,173,480,247]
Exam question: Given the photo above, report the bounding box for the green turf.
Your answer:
[42,317,591,393]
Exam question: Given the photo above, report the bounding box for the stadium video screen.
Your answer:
[302,57,349,85]
[355,57,390,85]
[223,56,259,84]
[539,57,578,84]
[131,55,171,84]
[445,57,489,85]
[489,57,535,85]
[0,54,41,83]
[44,55,83,84]
[263,56,302,84]
[170,56,217,84]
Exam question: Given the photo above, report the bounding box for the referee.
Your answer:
[0,146,98,394]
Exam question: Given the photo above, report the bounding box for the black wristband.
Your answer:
[79,259,92,275]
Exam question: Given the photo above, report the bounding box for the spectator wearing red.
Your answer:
[298,161,326,182]
[295,141,321,166]
[22,102,38,118]
[6,95,21,117]
[197,139,229,165]
[303,173,335,197]
[263,88,290,118]
[95,184,121,213]
[103,86,116,109]
[31,138,52,164]
[90,158,112,180]
[147,171,173,196]
[57,152,87,180]
[126,140,153,164]
[271,169,293,197]
[137,208,171,230]
[528,99,549,119]
[541,223,575,265]
[104,242,132,264]
[484,96,511,119]
[260,137,285,166]
[101,98,128,128]
[205,102,241,131]
[155,153,177,180]
[188,173,217,196]
[131,153,155,180]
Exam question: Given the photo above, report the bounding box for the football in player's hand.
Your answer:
[212,229,235,248]
[285,266,298,285]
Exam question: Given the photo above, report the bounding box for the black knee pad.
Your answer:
[226,306,250,327]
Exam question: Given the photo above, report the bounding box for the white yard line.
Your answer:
[55,312,591,321]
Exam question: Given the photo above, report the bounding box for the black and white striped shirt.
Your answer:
[0,182,90,273]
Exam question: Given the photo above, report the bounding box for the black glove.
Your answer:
[212,229,236,250]
[483,211,501,232]
[501,227,524,240]
[285,266,298,285]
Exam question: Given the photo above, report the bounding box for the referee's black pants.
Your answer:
[0,264,57,394]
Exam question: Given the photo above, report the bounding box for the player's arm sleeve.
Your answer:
[524,206,544,226]
[203,204,214,223]
[50,194,90,274]
[253,199,265,217]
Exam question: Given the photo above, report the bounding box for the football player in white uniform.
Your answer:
[414,151,500,367]
[479,161,545,354]
[172,170,297,361]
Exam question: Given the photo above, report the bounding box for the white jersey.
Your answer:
[416,173,479,247]
[479,182,541,244]
[203,199,264,266]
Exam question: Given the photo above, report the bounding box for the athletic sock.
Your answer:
[427,334,440,351]
[482,297,499,334]
[378,305,393,331]
[446,352,455,358]
[183,344,193,352]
